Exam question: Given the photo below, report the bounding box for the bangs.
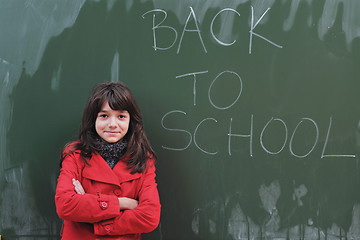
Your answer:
[100,89,130,112]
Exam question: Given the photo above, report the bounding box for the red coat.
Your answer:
[55,145,161,240]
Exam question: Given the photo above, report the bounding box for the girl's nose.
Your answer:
[108,117,117,127]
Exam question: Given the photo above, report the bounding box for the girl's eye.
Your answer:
[99,114,108,118]
[118,115,126,119]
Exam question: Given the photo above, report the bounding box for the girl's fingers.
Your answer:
[75,187,84,195]
[72,179,85,195]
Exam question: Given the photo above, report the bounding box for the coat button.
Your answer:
[113,189,121,196]
[104,225,111,232]
[100,201,108,210]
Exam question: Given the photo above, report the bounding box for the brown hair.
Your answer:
[62,81,156,174]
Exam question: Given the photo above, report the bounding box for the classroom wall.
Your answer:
[1,0,360,239]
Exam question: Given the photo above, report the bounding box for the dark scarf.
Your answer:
[96,138,128,169]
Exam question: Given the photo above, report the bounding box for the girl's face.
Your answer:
[95,101,130,143]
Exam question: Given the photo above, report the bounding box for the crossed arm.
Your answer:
[72,179,138,210]
[56,153,161,235]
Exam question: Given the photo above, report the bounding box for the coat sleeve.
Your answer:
[93,161,161,235]
[55,151,120,223]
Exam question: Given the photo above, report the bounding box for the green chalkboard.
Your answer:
[2,0,360,239]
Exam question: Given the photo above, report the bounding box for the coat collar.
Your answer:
[82,153,141,186]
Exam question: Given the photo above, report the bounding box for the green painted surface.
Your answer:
[1,0,360,239]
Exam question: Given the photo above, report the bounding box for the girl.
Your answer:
[55,81,160,239]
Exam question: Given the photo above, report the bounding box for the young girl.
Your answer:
[55,81,160,239]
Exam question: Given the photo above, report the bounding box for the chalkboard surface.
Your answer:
[1,0,360,239]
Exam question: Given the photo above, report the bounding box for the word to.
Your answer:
[161,69,355,159]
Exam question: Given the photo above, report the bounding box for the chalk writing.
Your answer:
[249,6,283,54]
[193,118,218,155]
[142,9,178,51]
[176,70,208,106]
[321,117,356,158]
[161,69,356,159]
[177,7,207,54]
[228,116,254,157]
[162,112,355,159]
[210,8,241,46]
[160,110,192,151]
[208,70,243,110]
[142,5,284,54]
[142,3,358,239]
[260,117,288,155]
[289,118,319,158]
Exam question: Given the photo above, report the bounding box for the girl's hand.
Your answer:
[72,179,138,210]
[118,197,138,210]
[72,178,85,195]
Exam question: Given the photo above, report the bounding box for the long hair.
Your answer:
[61,81,156,174]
